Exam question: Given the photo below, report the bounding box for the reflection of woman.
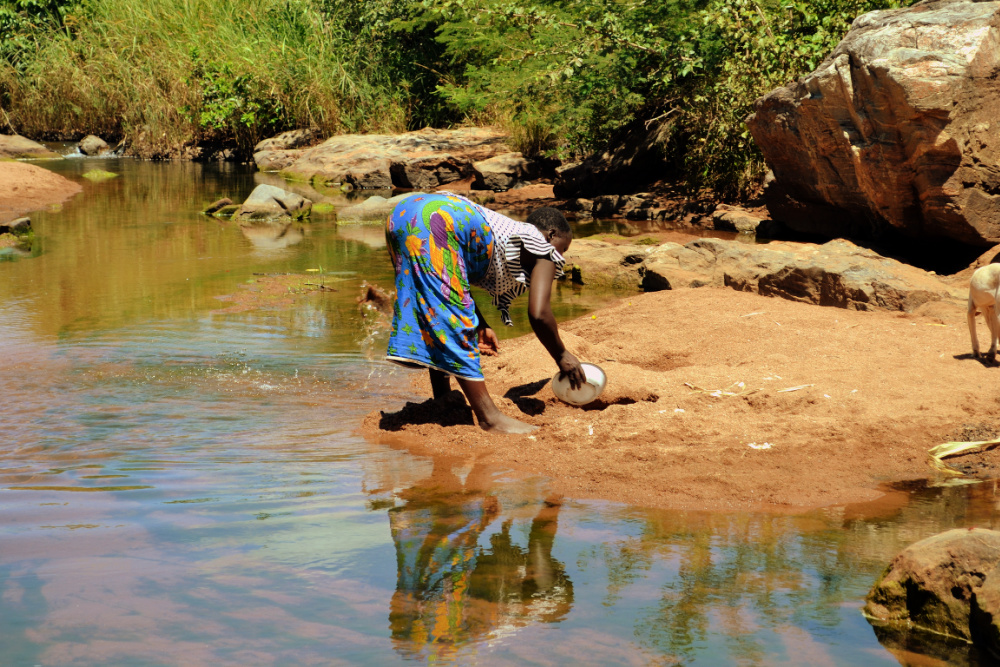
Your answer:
[387,462,573,661]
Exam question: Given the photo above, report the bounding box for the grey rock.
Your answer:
[472,152,537,191]
[593,195,622,217]
[712,204,767,233]
[564,198,593,213]
[231,184,312,222]
[0,134,60,159]
[79,135,110,156]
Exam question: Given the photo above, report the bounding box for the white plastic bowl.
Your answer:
[551,363,607,406]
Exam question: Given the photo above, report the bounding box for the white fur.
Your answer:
[968,264,1000,358]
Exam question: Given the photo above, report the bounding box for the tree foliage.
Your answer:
[0,0,913,195]
[402,0,911,196]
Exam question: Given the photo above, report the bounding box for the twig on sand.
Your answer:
[777,384,814,393]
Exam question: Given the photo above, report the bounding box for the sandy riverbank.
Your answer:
[0,161,82,223]
[362,285,1000,513]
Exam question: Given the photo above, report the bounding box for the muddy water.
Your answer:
[0,156,993,665]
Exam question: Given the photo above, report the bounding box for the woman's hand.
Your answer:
[478,327,500,356]
[557,350,586,390]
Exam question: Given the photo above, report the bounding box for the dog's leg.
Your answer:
[990,297,1000,358]
[987,305,999,359]
[970,295,981,357]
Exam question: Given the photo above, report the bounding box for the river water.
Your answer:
[1,156,995,665]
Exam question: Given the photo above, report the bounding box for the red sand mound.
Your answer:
[0,161,82,223]
[363,287,997,512]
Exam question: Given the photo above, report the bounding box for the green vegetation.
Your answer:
[0,0,911,196]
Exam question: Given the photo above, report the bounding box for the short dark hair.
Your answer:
[526,206,571,236]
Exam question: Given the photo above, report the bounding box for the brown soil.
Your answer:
[0,162,82,223]
[362,287,1000,513]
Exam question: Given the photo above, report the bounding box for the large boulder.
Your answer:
[865,528,1000,642]
[231,184,312,222]
[264,127,512,191]
[748,0,1000,247]
[0,134,60,159]
[566,236,963,311]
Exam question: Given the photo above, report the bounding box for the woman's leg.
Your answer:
[455,377,538,434]
[429,369,452,399]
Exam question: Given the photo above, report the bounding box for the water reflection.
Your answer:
[387,459,572,660]
[238,221,306,252]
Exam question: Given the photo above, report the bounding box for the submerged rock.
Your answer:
[231,184,311,222]
[82,169,118,181]
[748,0,1000,246]
[865,528,1000,643]
[0,134,60,160]
[202,198,233,215]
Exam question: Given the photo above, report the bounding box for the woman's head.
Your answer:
[526,207,572,254]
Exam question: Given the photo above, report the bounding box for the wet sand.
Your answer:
[363,287,997,513]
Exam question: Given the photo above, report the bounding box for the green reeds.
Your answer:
[0,0,406,158]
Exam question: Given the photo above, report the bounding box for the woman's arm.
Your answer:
[474,302,499,356]
[526,256,585,389]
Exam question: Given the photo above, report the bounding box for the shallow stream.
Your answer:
[1,156,994,665]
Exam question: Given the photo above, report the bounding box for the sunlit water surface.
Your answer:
[1,156,993,666]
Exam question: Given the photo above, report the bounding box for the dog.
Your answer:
[968,263,1000,359]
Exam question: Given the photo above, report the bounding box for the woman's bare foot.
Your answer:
[480,413,538,434]
[455,377,538,434]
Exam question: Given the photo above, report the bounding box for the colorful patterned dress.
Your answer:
[385,192,565,381]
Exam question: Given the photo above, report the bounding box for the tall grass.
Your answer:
[0,0,407,158]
